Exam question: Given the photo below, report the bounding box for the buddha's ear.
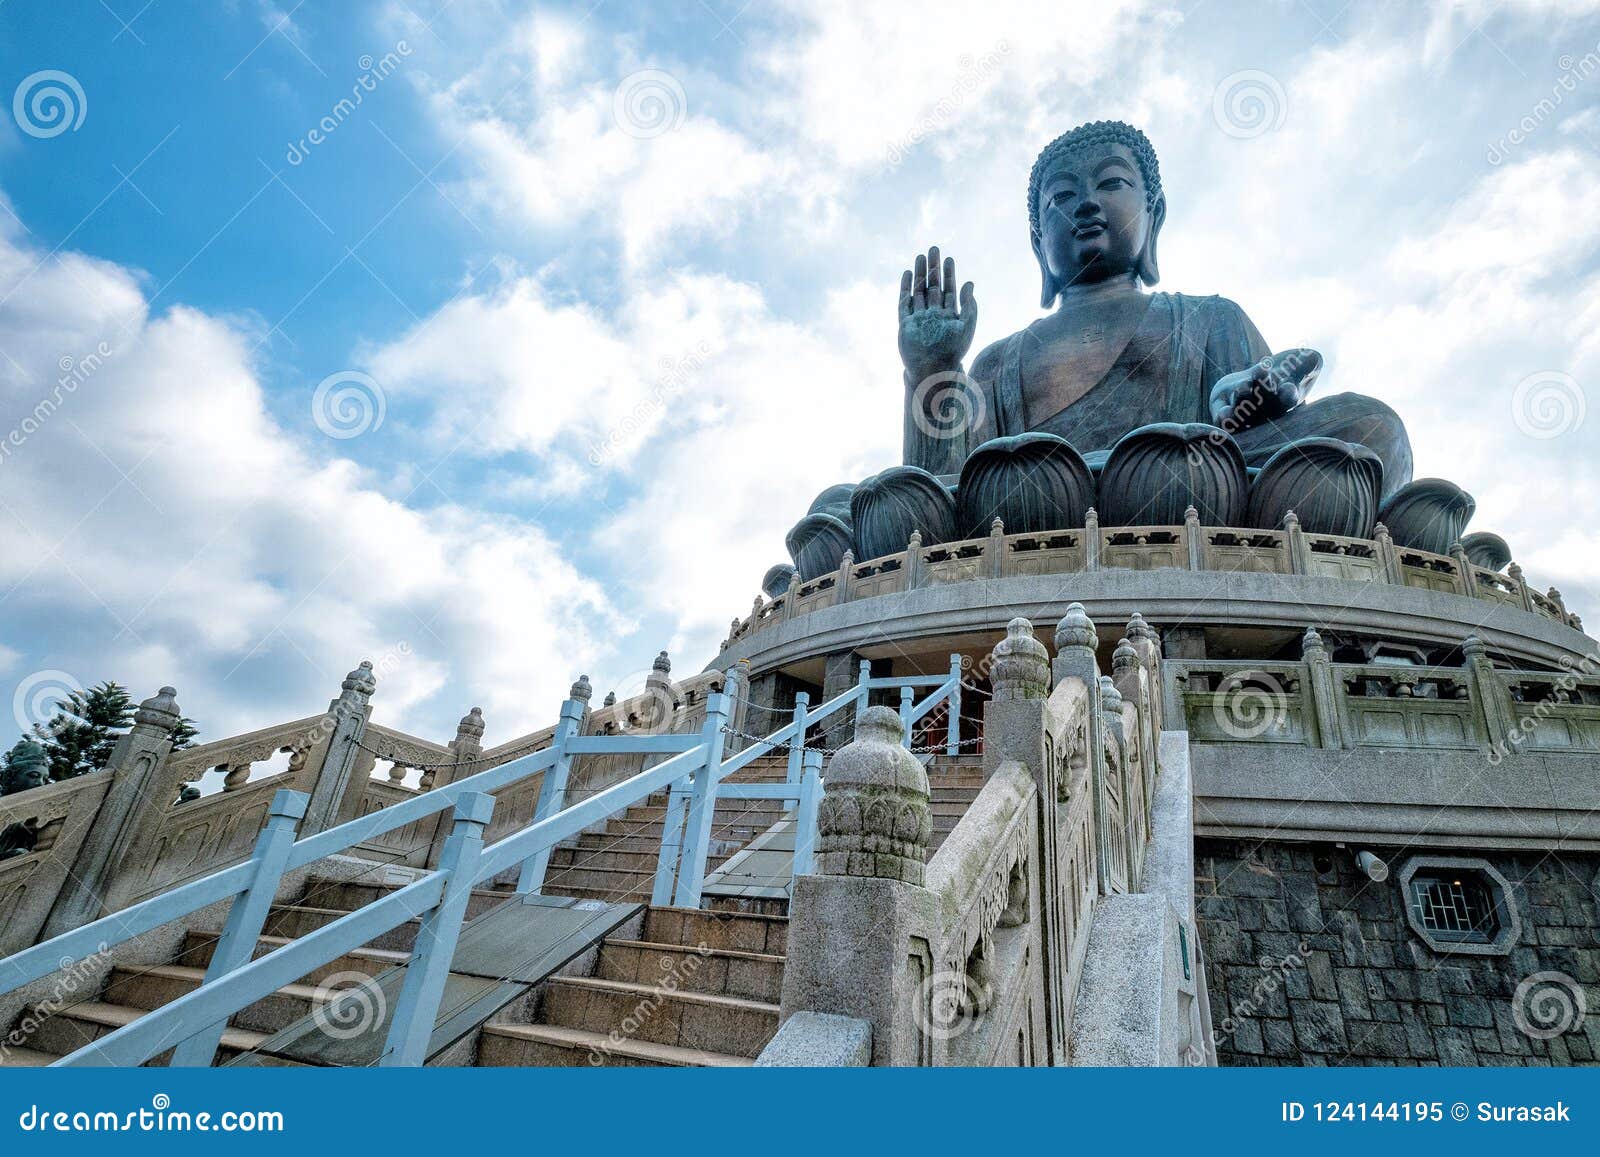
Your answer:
[1031,230,1060,309]
[1138,191,1166,286]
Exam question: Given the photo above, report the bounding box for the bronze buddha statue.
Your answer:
[897,120,1412,504]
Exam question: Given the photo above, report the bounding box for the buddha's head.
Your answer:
[0,739,48,795]
[1029,120,1165,307]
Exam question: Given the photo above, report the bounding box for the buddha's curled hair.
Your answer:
[1028,121,1162,237]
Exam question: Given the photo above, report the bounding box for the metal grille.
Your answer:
[1408,873,1498,942]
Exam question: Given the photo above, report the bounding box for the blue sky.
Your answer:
[1,0,1598,753]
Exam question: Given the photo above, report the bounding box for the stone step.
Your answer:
[101,964,331,1036]
[548,846,732,875]
[0,1046,59,1066]
[262,905,418,952]
[176,930,411,983]
[538,975,778,1056]
[309,880,509,919]
[476,1022,752,1068]
[538,864,658,897]
[594,940,784,1003]
[643,906,788,955]
[20,999,271,1063]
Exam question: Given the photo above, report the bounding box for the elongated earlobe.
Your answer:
[1031,231,1059,308]
[1137,192,1166,286]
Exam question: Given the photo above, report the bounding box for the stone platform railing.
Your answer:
[766,606,1208,1066]
[1168,627,1600,758]
[724,510,1576,652]
[0,655,727,960]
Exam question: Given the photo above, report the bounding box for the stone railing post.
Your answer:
[1507,563,1536,614]
[1373,522,1402,584]
[1464,635,1517,755]
[905,529,925,589]
[1450,541,1477,597]
[980,617,1069,1061]
[1126,612,1164,737]
[779,707,939,1065]
[1113,638,1155,816]
[1084,508,1101,571]
[1183,505,1202,570]
[1301,628,1343,749]
[422,706,488,867]
[987,517,1006,578]
[782,572,802,622]
[1283,510,1310,574]
[721,660,751,754]
[42,687,186,936]
[834,550,855,605]
[1053,603,1110,894]
[300,661,378,837]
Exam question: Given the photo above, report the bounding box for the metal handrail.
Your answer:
[20,658,967,1069]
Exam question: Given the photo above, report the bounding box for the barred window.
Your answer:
[1408,873,1498,943]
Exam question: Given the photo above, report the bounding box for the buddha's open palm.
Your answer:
[898,246,978,379]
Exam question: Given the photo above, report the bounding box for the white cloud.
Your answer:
[0,224,627,746]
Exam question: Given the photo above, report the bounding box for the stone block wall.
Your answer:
[1195,838,1600,1066]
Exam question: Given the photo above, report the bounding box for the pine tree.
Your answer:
[32,682,134,780]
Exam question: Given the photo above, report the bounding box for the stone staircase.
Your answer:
[0,753,985,1067]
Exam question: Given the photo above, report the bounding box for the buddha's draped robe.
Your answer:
[905,292,1413,500]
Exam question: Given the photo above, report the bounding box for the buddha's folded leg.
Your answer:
[1231,392,1414,501]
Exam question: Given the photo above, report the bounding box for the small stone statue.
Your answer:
[0,739,50,861]
[897,120,1413,501]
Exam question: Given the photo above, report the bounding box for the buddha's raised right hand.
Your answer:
[898,246,978,383]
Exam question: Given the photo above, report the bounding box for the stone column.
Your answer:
[300,661,377,836]
[819,650,864,748]
[1464,635,1517,755]
[779,706,939,1066]
[42,687,185,935]
[1301,628,1344,750]
[721,660,752,754]
[1053,604,1111,894]
[981,618,1068,1061]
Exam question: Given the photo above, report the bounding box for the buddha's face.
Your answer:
[1033,142,1156,292]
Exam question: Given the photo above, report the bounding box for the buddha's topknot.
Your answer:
[1028,121,1162,237]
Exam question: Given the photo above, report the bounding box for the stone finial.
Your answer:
[1098,675,1124,714]
[603,691,617,707]
[907,528,923,550]
[1184,504,1200,523]
[1054,602,1098,651]
[1112,638,1139,677]
[1126,612,1156,643]
[1283,509,1300,530]
[1462,635,1488,662]
[133,686,181,732]
[815,706,932,886]
[990,517,1005,535]
[652,650,672,675]
[569,675,593,703]
[341,661,377,704]
[989,617,1049,701]
[1301,627,1328,659]
[456,706,486,742]
[1373,521,1392,543]
[752,595,765,616]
